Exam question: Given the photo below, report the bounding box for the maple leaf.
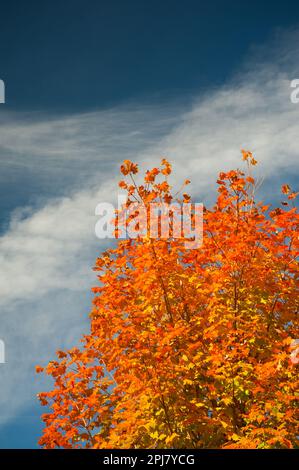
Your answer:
[281,184,291,195]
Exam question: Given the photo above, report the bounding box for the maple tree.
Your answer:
[37,151,298,449]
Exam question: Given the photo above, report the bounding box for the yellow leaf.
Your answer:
[183,379,193,385]
[195,402,205,408]
[165,433,179,444]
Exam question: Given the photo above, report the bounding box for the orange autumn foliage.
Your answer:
[37,152,298,449]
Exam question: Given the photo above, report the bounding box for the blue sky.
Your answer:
[0,0,299,448]
[2,0,299,112]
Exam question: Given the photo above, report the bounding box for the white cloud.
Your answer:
[0,185,113,304]
[0,28,299,439]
